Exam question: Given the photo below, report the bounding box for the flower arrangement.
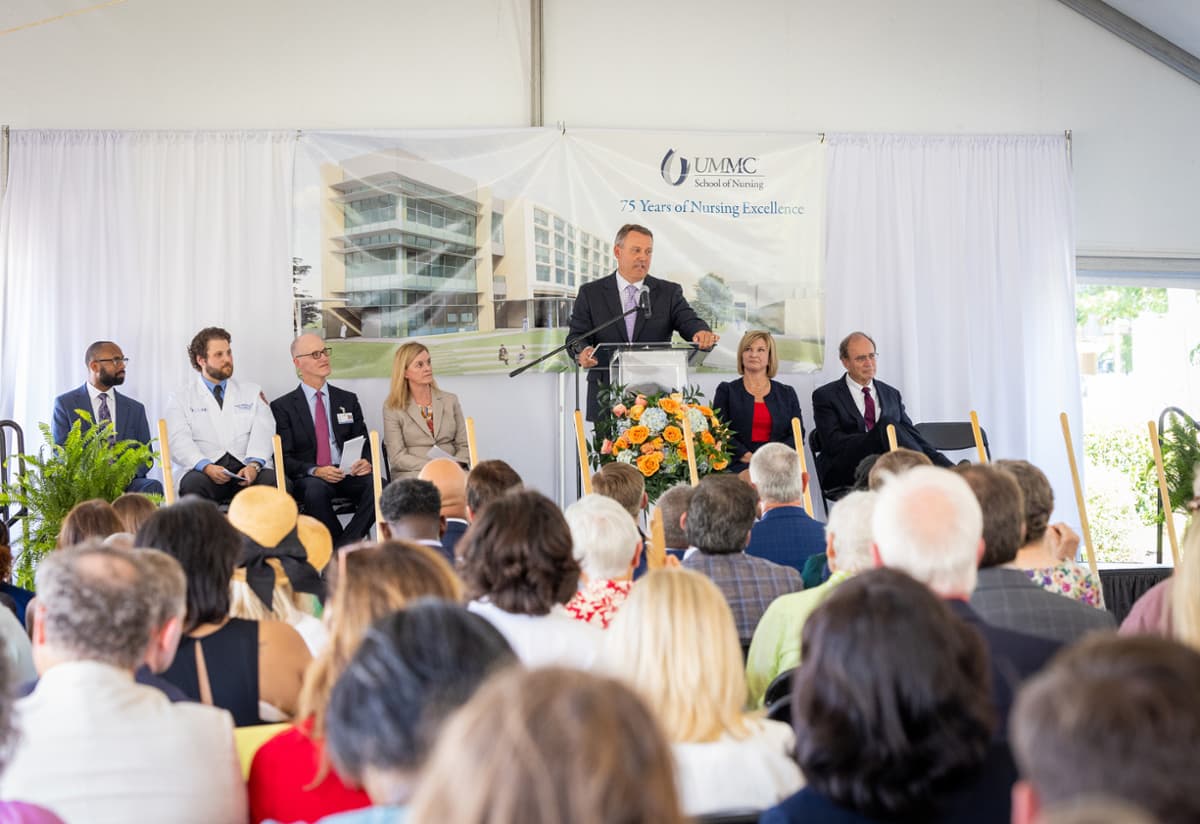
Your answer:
[591,384,733,502]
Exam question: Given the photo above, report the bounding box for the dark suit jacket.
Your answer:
[811,374,944,491]
[712,378,803,472]
[51,385,153,478]
[946,599,1061,736]
[567,273,710,419]
[270,384,369,480]
[970,567,1116,644]
[747,506,826,576]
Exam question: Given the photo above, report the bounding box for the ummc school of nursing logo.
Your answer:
[659,148,763,190]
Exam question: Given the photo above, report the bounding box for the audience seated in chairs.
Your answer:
[378,478,452,567]
[319,602,517,823]
[463,489,601,668]
[563,494,642,629]
[866,447,932,490]
[56,498,124,548]
[746,489,878,708]
[1122,503,1200,640]
[656,483,695,561]
[996,459,1105,609]
[761,568,1015,824]
[136,497,311,726]
[463,459,522,522]
[409,666,687,824]
[1,542,246,823]
[957,464,1115,643]
[1011,635,1200,824]
[681,475,803,647]
[871,466,1060,733]
[248,540,462,824]
[606,568,803,816]
[0,522,34,628]
[0,634,63,822]
[111,492,158,537]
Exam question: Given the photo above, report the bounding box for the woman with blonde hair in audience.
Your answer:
[409,666,686,824]
[382,342,469,479]
[995,459,1104,609]
[1122,486,1200,642]
[111,492,157,535]
[247,540,463,824]
[461,489,601,668]
[605,568,803,816]
[56,498,124,547]
[135,498,312,727]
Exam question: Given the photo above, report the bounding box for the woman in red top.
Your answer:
[247,541,463,823]
[712,331,804,475]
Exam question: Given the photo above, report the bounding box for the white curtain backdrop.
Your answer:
[822,134,1082,523]
[0,130,296,467]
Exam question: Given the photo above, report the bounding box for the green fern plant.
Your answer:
[0,413,160,587]
[1144,412,1200,521]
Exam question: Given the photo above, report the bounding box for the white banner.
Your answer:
[294,129,826,377]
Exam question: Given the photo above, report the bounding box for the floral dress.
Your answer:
[1025,561,1105,609]
[564,579,633,629]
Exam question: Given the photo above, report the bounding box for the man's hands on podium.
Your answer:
[692,330,719,349]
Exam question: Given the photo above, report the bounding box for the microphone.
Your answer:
[639,288,652,319]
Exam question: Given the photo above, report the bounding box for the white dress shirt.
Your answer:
[468,600,601,670]
[85,382,117,427]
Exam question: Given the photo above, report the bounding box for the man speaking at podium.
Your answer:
[568,224,718,420]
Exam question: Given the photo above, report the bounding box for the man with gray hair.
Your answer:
[563,494,643,628]
[746,489,877,707]
[871,466,1060,731]
[682,475,803,646]
[2,542,246,822]
[746,443,826,576]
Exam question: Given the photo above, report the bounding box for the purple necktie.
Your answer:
[623,284,638,341]
[863,386,876,432]
[314,391,332,467]
[98,392,115,445]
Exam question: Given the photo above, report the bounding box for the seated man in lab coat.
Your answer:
[164,326,278,503]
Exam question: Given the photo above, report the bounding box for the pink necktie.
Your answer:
[314,391,332,466]
[623,284,638,341]
[863,386,876,432]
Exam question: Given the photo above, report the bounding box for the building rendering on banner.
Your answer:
[320,150,613,339]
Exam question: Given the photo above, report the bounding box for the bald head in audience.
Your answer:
[419,458,468,520]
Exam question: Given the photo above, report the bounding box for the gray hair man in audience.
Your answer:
[745,490,877,706]
[1,541,246,822]
[379,478,450,566]
[871,466,1061,732]
[682,475,803,647]
[656,484,694,560]
[1011,635,1200,824]
[956,464,1114,643]
[562,494,643,629]
[746,443,826,577]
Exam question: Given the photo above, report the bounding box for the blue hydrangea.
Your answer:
[640,407,668,434]
[617,418,631,434]
[685,408,709,433]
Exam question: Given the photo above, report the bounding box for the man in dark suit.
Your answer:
[811,331,951,494]
[746,443,826,575]
[51,340,163,495]
[567,224,718,420]
[959,464,1115,643]
[872,465,1060,734]
[271,333,375,547]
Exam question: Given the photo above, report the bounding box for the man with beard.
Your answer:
[52,340,164,494]
[164,326,278,502]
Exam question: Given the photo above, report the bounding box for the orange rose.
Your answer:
[657,397,682,416]
[701,431,715,445]
[627,425,650,445]
[629,405,644,421]
[637,453,662,477]
[640,442,660,455]
[614,437,630,452]
[712,458,729,471]
[699,406,714,417]
[650,437,664,449]
[662,425,683,444]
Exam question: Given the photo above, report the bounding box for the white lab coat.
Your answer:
[164,374,276,474]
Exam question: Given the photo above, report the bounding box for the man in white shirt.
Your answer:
[811,331,951,493]
[51,340,163,494]
[2,542,246,824]
[164,326,277,503]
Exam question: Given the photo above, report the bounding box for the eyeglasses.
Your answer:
[94,357,130,366]
[296,348,333,361]
[850,353,878,364]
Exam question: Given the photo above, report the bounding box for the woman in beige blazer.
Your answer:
[383,342,470,479]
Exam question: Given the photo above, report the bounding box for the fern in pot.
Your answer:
[0,414,160,587]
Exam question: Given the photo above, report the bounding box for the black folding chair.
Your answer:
[808,429,851,513]
[914,421,990,461]
[763,667,795,708]
[0,420,28,554]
